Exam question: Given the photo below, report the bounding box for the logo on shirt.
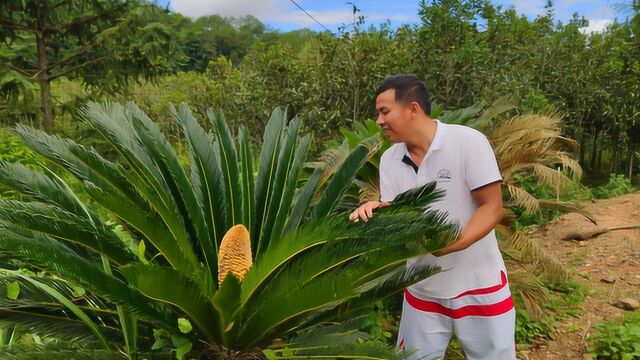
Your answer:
[437,169,452,182]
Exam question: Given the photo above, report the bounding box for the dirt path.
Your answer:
[524,193,640,360]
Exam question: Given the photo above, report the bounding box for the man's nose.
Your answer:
[376,115,384,126]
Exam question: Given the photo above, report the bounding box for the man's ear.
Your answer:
[410,101,421,117]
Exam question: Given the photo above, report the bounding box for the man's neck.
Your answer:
[405,118,437,160]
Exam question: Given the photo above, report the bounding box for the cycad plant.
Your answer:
[0,102,456,359]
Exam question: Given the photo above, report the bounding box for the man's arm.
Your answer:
[434,181,503,256]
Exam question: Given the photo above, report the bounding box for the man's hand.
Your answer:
[348,201,390,222]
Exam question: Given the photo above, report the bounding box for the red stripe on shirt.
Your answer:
[404,289,514,319]
[451,271,508,299]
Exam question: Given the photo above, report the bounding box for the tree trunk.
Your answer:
[597,146,604,173]
[39,79,54,131]
[590,126,599,170]
[36,6,54,131]
[629,145,635,180]
[609,130,619,175]
[578,115,586,164]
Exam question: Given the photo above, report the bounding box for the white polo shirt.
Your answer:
[379,120,506,299]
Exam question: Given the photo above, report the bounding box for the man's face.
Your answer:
[375,89,413,143]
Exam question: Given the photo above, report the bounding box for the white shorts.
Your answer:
[397,271,516,360]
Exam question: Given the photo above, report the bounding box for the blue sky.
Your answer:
[158,0,621,33]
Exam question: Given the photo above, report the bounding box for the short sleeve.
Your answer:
[379,156,396,202]
[464,131,502,191]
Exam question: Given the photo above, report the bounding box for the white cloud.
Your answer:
[171,0,285,19]
[502,0,546,16]
[580,18,613,33]
[170,0,419,27]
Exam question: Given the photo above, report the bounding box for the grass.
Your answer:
[589,310,640,359]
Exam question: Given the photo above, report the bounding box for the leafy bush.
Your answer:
[589,311,640,359]
[592,174,636,199]
[514,308,554,345]
[0,128,41,168]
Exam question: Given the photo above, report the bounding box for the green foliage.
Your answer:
[0,103,457,358]
[0,129,41,168]
[0,1,182,129]
[515,309,553,345]
[589,311,640,360]
[592,174,637,199]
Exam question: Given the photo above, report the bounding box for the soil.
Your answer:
[522,193,640,360]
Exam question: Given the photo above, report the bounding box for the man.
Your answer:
[349,75,515,360]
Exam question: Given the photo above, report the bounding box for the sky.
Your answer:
[155,0,624,34]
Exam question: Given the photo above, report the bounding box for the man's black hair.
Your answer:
[376,75,431,116]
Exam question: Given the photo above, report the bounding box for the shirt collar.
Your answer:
[392,119,445,159]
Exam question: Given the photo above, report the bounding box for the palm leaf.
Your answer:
[119,263,223,343]
[172,103,227,281]
[0,200,136,266]
[81,102,198,272]
[238,126,255,235]
[209,108,243,228]
[0,228,176,330]
[310,141,371,219]
[11,274,112,349]
[257,116,304,255]
[0,309,119,345]
[252,107,286,255]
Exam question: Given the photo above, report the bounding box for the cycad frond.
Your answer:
[501,230,569,284]
[0,228,175,330]
[0,200,136,265]
[0,309,120,345]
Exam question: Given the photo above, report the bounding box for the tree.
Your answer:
[0,1,180,131]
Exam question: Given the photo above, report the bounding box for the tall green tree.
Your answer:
[0,1,180,130]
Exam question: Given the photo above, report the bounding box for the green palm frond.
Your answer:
[129,104,213,275]
[0,200,136,265]
[82,102,199,272]
[172,103,226,263]
[119,263,223,343]
[256,115,302,255]
[14,124,195,273]
[281,316,412,360]
[311,141,371,219]
[0,346,128,360]
[0,309,119,345]
[0,228,176,330]
[253,107,287,255]
[209,108,243,229]
[238,126,255,236]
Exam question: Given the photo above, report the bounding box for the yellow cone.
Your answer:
[218,224,252,285]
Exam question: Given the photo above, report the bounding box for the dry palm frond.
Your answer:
[309,135,382,190]
[490,114,578,184]
[531,163,573,190]
[537,200,595,223]
[308,141,350,188]
[357,176,380,204]
[507,270,547,320]
[506,184,540,213]
[502,230,569,284]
